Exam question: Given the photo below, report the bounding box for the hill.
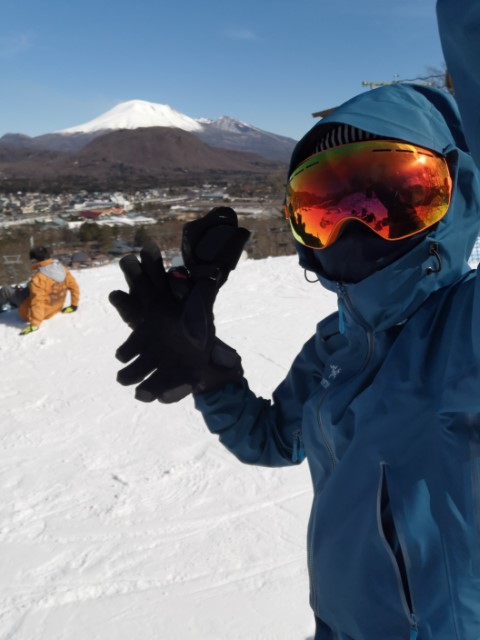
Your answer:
[0,127,287,193]
[0,254,338,640]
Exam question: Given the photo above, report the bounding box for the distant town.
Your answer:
[0,183,294,283]
[0,184,281,227]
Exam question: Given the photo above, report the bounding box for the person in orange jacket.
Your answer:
[0,246,80,335]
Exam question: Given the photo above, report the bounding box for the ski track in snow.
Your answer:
[0,255,337,640]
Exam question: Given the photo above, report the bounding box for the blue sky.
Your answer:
[1,0,444,141]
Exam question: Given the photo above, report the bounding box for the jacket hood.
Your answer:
[292,83,480,330]
[32,258,67,283]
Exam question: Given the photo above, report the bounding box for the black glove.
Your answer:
[109,207,250,403]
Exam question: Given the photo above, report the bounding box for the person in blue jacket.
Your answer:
[110,1,480,638]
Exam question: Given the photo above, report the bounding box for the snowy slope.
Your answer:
[0,255,337,640]
[59,100,203,134]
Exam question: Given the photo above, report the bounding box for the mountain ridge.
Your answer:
[0,99,297,163]
[0,126,287,193]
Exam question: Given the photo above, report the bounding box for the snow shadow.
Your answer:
[0,309,25,329]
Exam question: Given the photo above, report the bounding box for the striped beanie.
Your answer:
[288,122,384,177]
[313,123,382,153]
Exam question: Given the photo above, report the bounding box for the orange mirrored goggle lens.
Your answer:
[285,140,452,249]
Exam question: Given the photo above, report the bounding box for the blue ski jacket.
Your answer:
[195,1,480,638]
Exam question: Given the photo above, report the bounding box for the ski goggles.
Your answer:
[285,140,452,249]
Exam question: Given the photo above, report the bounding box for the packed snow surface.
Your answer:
[0,254,338,640]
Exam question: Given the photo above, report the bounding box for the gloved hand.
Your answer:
[19,324,39,336]
[109,207,250,403]
[62,305,78,313]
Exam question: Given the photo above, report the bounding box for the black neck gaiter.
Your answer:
[312,221,427,284]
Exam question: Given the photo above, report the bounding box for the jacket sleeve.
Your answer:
[437,0,480,358]
[66,270,80,307]
[437,0,480,168]
[194,330,326,467]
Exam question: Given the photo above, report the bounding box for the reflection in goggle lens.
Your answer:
[285,140,452,249]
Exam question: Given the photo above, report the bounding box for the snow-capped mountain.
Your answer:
[54,100,296,161]
[0,100,296,163]
[58,100,203,134]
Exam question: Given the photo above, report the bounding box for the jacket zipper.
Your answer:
[310,282,382,619]
[309,284,377,613]
[316,283,374,471]
[410,615,419,639]
[291,429,305,463]
[337,282,368,328]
